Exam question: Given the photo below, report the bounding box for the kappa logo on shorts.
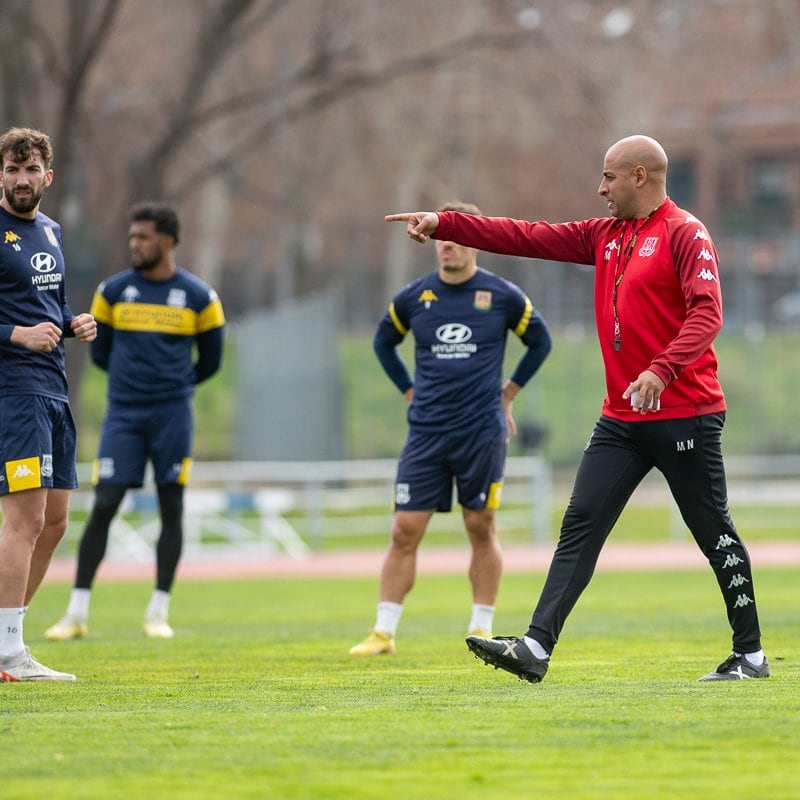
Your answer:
[5,456,42,492]
[41,454,53,478]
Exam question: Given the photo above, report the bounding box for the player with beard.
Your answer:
[0,126,96,682]
[47,204,225,641]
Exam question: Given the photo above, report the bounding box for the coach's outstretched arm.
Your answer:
[385,211,439,243]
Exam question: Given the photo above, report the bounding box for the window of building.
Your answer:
[668,158,696,208]
[750,156,794,231]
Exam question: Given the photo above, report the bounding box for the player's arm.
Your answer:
[69,313,97,342]
[647,223,723,387]
[510,310,552,386]
[503,309,553,435]
[88,284,113,367]
[2,322,63,352]
[373,316,413,395]
[193,326,224,385]
[90,321,113,370]
[61,302,75,336]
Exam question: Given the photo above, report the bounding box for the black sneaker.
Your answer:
[466,635,549,683]
[698,653,770,681]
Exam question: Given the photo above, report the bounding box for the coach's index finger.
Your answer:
[385,211,439,244]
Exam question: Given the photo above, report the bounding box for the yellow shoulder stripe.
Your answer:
[514,296,533,337]
[197,299,226,333]
[90,292,112,324]
[388,302,408,336]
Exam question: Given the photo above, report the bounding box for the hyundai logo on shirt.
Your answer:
[435,323,472,343]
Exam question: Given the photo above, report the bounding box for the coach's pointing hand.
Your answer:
[385,211,439,244]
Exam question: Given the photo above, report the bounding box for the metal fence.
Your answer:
[62,455,799,563]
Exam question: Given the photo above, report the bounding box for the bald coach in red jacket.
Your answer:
[386,134,768,684]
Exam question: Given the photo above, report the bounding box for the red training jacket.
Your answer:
[435,198,726,422]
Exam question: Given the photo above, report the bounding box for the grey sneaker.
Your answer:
[466,635,549,683]
[698,653,770,681]
[0,647,76,682]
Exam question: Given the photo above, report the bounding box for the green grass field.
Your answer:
[5,568,799,799]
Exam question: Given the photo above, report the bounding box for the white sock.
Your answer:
[374,601,403,636]
[66,588,92,621]
[145,590,171,621]
[468,603,495,634]
[0,608,25,660]
[523,635,550,660]
[744,649,765,666]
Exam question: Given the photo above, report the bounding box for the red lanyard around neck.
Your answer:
[611,211,654,352]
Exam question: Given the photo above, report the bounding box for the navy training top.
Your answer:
[374,267,550,433]
[0,205,74,401]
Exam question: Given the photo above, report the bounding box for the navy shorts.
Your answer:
[93,398,193,487]
[393,425,507,512]
[0,395,78,494]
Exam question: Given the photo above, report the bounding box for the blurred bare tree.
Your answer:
[0,0,544,402]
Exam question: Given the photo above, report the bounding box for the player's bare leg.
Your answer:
[463,507,502,636]
[349,510,432,655]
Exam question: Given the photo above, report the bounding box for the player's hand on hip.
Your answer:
[384,212,439,243]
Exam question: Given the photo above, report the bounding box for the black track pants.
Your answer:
[527,413,762,655]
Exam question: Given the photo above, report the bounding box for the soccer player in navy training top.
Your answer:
[47,204,225,641]
[350,201,552,656]
[0,127,97,682]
